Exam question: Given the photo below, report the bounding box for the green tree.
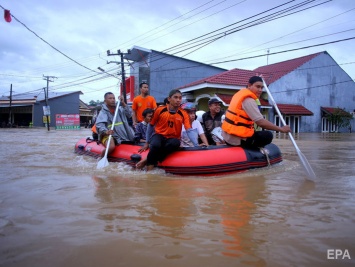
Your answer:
[326,107,353,132]
[89,100,102,106]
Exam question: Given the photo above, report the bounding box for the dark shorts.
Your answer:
[241,130,273,149]
[147,134,181,166]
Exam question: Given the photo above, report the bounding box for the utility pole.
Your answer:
[106,49,131,103]
[8,84,12,127]
[267,49,270,65]
[43,75,57,131]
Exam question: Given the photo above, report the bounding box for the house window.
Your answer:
[274,115,280,132]
[322,117,338,132]
[322,117,328,132]
[294,116,299,133]
[275,115,294,132]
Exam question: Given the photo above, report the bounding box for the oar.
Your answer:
[97,100,120,169]
[262,78,316,180]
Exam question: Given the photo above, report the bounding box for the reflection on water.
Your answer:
[0,128,355,267]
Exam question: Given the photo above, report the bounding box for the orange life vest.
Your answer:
[91,124,97,134]
[221,89,258,138]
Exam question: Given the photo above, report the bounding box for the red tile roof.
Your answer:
[277,104,313,116]
[321,107,352,116]
[179,52,325,89]
[179,68,259,89]
[215,93,270,106]
[254,52,323,84]
[216,94,312,115]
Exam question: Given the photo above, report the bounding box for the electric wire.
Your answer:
[0,4,101,75]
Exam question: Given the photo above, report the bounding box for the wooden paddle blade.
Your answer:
[296,149,316,180]
[97,157,109,169]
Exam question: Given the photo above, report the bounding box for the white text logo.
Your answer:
[327,249,351,260]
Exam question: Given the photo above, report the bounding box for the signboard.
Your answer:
[43,106,51,116]
[43,116,51,123]
[55,114,80,130]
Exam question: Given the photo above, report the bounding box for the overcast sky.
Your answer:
[1,0,354,103]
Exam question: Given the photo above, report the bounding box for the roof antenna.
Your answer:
[267,49,270,65]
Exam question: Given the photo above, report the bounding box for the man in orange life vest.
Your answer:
[136,89,199,171]
[221,76,291,149]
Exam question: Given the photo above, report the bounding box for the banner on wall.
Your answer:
[55,114,80,130]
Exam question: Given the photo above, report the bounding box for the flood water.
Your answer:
[0,128,354,267]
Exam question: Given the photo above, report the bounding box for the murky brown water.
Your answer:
[0,128,354,267]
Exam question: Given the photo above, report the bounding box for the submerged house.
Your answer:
[0,91,89,128]
[124,46,227,103]
[122,45,354,132]
[178,51,355,133]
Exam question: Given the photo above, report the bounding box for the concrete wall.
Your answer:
[269,53,355,132]
[33,93,81,127]
[129,51,226,103]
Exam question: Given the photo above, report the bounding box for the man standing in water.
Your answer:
[132,82,157,128]
[95,92,135,157]
[136,89,199,171]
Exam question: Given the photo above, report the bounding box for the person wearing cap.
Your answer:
[180,102,209,147]
[202,98,225,145]
[221,76,291,149]
[136,89,199,171]
[131,82,157,128]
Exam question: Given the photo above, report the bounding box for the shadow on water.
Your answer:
[90,172,271,263]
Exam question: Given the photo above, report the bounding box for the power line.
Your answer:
[134,0,248,48]
[163,0,331,56]
[161,0,303,54]
[209,37,355,65]
[0,4,100,75]
[1,1,352,99]
[147,0,329,71]
[205,28,355,64]
[109,0,220,49]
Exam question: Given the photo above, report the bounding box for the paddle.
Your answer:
[261,78,316,180]
[96,99,121,169]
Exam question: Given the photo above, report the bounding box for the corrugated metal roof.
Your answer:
[0,104,32,108]
[0,91,82,104]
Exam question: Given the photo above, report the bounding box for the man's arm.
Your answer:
[138,123,154,153]
[243,98,291,133]
[186,128,199,147]
[132,111,138,126]
[255,119,291,133]
[95,110,109,135]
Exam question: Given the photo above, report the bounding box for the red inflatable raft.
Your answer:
[74,137,283,176]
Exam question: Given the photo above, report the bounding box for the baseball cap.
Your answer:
[208,98,222,105]
[181,102,196,111]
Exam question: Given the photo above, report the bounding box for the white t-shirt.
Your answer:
[181,120,205,147]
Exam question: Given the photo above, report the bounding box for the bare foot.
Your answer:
[136,158,147,169]
[146,165,154,171]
